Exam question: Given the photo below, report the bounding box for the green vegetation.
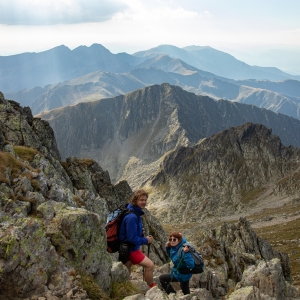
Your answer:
[79,273,110,300]
[13,146,39,162]
[78,273,138,300]
[0,151,34,184]
[110,281,139,300]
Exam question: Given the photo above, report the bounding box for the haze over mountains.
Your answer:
[3,43,300,120]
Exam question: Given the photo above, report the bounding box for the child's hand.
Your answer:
[183,245,190,253]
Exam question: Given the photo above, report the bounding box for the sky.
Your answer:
[1,0,300,72]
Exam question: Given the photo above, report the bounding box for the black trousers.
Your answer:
[159,273,190,295]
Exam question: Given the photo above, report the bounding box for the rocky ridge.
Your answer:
[40,83,300,189]
[144,122,300,223]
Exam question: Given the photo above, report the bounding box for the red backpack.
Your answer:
[105,204,138,253]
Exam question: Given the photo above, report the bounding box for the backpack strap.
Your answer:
[177,246,184,258]
[119,209,140,243]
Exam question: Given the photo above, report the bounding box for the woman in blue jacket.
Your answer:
[159,231,194,295]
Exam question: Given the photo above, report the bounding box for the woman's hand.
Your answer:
[183,245,190,253]
[166,242,171,248]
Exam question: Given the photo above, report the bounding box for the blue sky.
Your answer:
[1,0,300,72]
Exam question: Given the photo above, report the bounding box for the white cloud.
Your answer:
[203,11,212,19]
[0,0,128,25]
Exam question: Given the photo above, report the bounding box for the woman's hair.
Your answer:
[169,231,183,243]
[130,189,149,205]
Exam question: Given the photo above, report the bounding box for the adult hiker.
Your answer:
[118,189,156,289]
[159,231,194,295]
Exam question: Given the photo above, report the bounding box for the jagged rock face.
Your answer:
[39,83,300,187]
[0,95,169,299]
[0,93,61,161]
[151,218,299,299]
[144,122,300,223]
[232,258,298,300]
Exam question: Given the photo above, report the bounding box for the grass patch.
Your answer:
[0,151,34,184]
[254,217,300,287]
[79,274,110,300]
[73,195,85,207]
[241,187,265,204]
[13,146,39,162]
[110,281,139,300]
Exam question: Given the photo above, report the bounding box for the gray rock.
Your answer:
[111,262,130,283]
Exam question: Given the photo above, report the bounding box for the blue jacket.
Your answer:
[118,203,148,252]
[166,238,194,282]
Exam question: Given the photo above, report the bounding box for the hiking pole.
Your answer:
[142,244,145,281]
[147,235,152,257]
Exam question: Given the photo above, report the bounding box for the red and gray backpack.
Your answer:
[105,203,137,253]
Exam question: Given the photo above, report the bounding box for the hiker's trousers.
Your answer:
[159,273,190,295]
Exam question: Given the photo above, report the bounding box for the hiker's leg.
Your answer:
[159,273,177,294]
[180,280,190,295]
[139,256,154,286]
[124,260,132,273]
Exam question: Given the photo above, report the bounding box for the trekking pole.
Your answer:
[147,235,152,257]
[142,244,145,281]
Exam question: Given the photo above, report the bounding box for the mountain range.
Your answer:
[39,83,300,187]
[3,44,300,120]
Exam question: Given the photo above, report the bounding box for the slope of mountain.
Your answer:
[135,44,300,81]
[15,71,146,114]
[6,59,300,119]
[230,78,300,100]
[2,43,300,95]
[144,121,300,222]
[39,84,300,187]
[0,44,135,93]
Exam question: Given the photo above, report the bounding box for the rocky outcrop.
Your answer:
[0,94,168,299]
[0,92,61,161]
[126,218,299,300]
[39,84,300,187]
[145,122,300,223]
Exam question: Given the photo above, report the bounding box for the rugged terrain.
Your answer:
[1,91,300,299]
[143,122,300,223]
[39,83,300,189]
[0,92,168,299]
